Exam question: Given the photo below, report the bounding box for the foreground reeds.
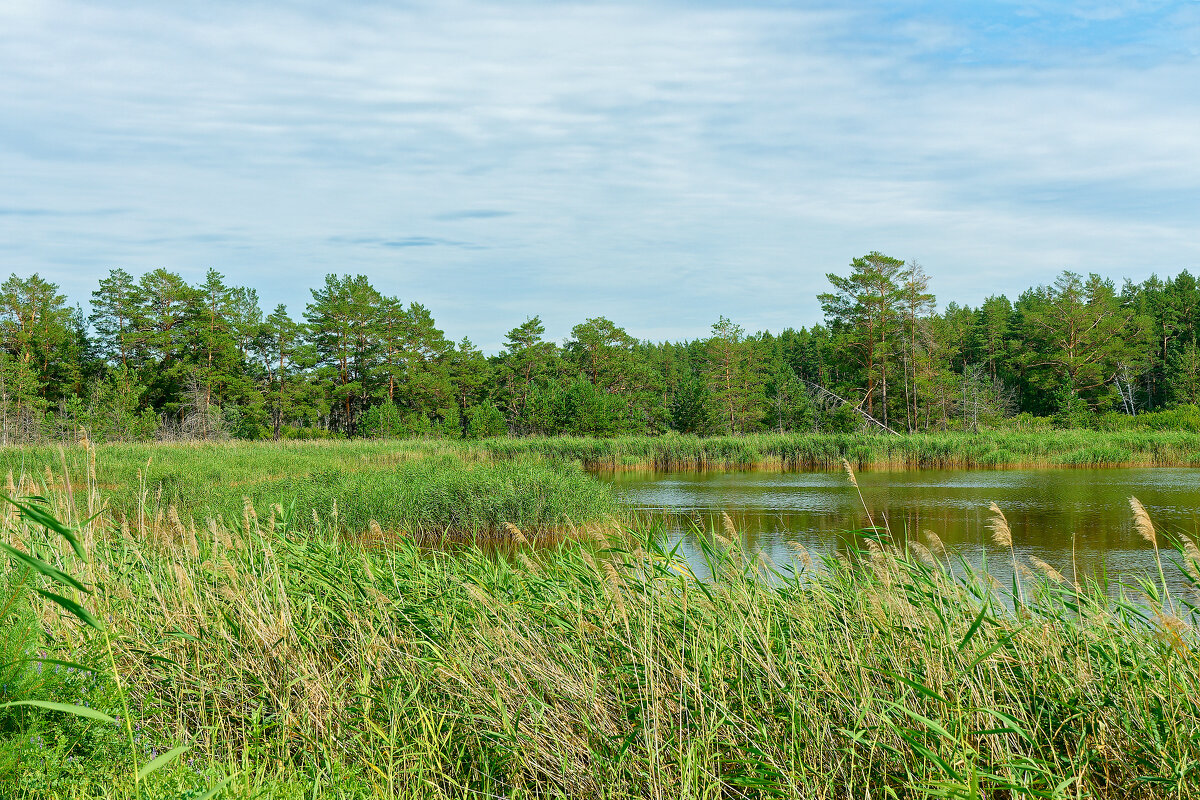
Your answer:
[4,469,1200,798]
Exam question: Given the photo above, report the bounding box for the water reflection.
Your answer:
[600,468,1200,594]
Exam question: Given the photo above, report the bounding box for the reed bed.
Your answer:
[465,430,1200,470]
[3,464,1200,798]
[3,429,1199,523]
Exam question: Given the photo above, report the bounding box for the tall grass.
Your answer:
[0,442,616,539]
[4,461,1200,798]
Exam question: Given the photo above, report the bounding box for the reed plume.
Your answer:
[987,501,1022,604]
[908,540,938,568]
[986,502,1012,548]
[842,457,858,488]
[1131,495,1169,606]
[788,540,814,572]
[505,522,528,545]
[1130,496,1156,547]
[843,458,876,530]
[1181,535,1200,583]
[1029,555,1067,585]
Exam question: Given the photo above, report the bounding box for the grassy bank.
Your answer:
[0,441,616,540]
[464,429,1200,470]
[3,481,1200,798]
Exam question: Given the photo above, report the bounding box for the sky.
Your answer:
[1,1,1198,351]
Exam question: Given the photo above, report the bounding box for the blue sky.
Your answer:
[2,1,1198,350]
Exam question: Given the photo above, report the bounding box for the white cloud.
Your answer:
[0,1,1197,349]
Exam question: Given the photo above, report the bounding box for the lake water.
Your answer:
[600,467,1200,594]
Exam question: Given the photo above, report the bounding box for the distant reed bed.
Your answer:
[464,429,1200,470]
[0,430,1196,535]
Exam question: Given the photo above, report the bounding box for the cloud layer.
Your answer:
[2,0,1197,349]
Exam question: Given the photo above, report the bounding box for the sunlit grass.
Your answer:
[0,442,617,539]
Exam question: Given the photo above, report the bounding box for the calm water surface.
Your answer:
[599,468,1200,592]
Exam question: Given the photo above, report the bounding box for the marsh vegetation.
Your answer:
[3,442,1200,797]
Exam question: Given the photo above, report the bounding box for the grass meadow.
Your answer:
[2,435,1200,797]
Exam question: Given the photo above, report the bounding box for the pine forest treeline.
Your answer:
[3,253,1199,442]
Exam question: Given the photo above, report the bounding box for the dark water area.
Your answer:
[599,467,1200,594]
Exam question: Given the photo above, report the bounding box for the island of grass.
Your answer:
[0,441,617,541]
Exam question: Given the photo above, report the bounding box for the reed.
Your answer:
[3,468,1200,798]
[458,430,1200,470]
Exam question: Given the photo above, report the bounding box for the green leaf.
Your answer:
[0,700,116,724]
[885,701,957,742]
[884,671,949,706]
[957,602,989,652]
[34,587,102,630]
[894,728,962,781]
[191,774,238,800]
[0,657,98,674]
[966,625,1031,671]
[1,493,84,557]
[138,745,190,781]
[0,542,89,592]
[981,709,1034,743]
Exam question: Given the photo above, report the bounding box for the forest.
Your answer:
[2,251,1198,442]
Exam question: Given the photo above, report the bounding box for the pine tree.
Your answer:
[90,268,142,369]
[498,317,559,433]
[258,304,304,439]
[704,317,766,434]
[0,273,79,403]
[304,274,384,435]
[819,252,905,428]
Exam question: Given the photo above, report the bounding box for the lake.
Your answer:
[600,467,1200,593]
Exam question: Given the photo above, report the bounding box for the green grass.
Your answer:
[0,441,616,539]
[3,470,1200,798]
